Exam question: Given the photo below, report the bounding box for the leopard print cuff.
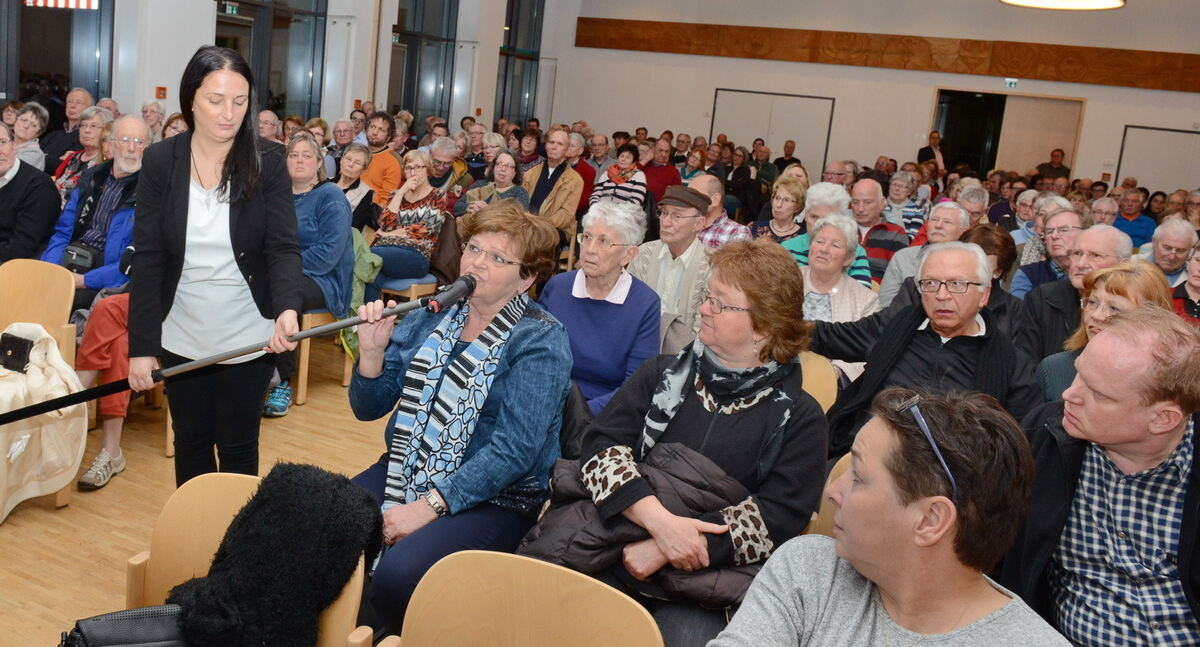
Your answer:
[720,496,775,565]
[582,445,641,505]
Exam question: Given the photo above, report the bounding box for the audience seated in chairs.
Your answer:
[523,239,829,646]
[12,101,49,169]
[348,201,571,636]
[39,86,93,174]
[332,142,381,231]
[812,242,1041,459]
[1141,217,1197,286]
[782,181,873,287]
[627,185,712,355]
[879,201,972,307]
[540,200,659,416]
[1000,307,1200,645]
[263,132,354,417]
[799,214,880,383]
[1010,202,1087,299]
[1037,261,1171,402]
[40,115,148,310]
[521,128,583,248]
[882,169,929,240]
[52,105,111,206]
[0,121,62,264]
[712,387,1069,646]
[1017,224,1132,361]
[848,177,908,284]
[590,143,647,208]
[454,148,529,222]
[750,176,806,243]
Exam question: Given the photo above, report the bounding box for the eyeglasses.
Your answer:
[1068,250,1116,263]
[111,136,147,148]
[431,158,452,169]
[916,279,983,294]
[461,242,521,268]
[493,162,516,170]
[1081,296,1125,318]
[577,232,631,249]
[1045,225,1082,237]
[403,164,427,173]
[78,122,103,132]
[700,288,750,314]
[772,194,798,205]
[656,207,703,221]
[896,395,959,504]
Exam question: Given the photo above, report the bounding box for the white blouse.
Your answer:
[161,181,274,363]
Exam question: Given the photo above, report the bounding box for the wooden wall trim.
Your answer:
[575,17,1200,94]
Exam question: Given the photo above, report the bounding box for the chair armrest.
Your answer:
[376,637,402,647]
[346,625,374,647]
[126,551,149,608]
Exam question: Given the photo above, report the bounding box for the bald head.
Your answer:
[688,174,725,222]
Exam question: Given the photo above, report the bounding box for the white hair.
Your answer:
[141,100,162,113]
[110,114,150,141]
[917,242,991,291]
[890,170,916,190]
[568,132,586,149]
[799,182,851,221]
[957,184,988,207]
[929,201,970,229]
[79,105,113,125]
[1084,224,1134,260]
[1016,189,1039,206]
[1092,197,1118,212]
[429,136,459,156]
[1154,218,1199,245]
[582,199,647,247]
[809,214,858,254]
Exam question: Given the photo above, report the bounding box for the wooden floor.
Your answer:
[0,339,383,645]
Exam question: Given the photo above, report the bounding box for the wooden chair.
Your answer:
[804,453,852,538]
[0,259,77,508]
[558,232,578,273]
[380,550,664,647]
[126,473,372,647]
[293,309,356,406]
[799,350,838,413]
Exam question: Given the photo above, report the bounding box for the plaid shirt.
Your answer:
[697,214,751,250]
[1050,420,1199,646]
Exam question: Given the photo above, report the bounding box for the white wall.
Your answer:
[111,0,217,117]
[546,0,1200,184]
[322,0,382,123]
[448,0,506,129]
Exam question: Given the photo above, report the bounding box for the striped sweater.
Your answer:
[590,169,647,207]
[859,222,909,283]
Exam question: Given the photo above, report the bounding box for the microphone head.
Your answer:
[426,274,479,313]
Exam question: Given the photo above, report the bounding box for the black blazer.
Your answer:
[917,145,937,165]
[999,403,1200,627]
[129,131,302,358]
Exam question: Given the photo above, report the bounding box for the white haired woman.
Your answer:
[800,214,880,381]
[781,181,873,287]
[141,100,165,143]
[539,200,660,415]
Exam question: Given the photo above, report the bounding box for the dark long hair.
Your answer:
[179,45,261,202]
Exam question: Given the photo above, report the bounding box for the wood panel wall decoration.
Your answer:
[575,17,1200,94]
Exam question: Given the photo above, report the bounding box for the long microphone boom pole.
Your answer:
[0,276,477,427]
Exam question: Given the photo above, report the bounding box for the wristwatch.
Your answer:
[424,490,448,517]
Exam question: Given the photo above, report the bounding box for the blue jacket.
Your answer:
[349,299,572,516]
[295,181,354,316]
[41,161,137,290]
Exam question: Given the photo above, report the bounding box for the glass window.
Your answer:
[268,11,318,117]
[494,0,543,124]
[390,0,458,126]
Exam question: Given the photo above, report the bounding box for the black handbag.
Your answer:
[61,242,102,275]
[59,604,188,647]
[0,332,33,373]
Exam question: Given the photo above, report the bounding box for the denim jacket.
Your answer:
[349,299,572,516]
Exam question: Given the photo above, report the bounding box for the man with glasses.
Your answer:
[361,112,401,208]
[1010,208,1090,299]
[40,87,94,173]
[1114,188,1155,247]
[878,202,970,308]
[348,108,368,145]
[39,115,149,309]
[1186,191,1200,226]
[0,121,60,264]
[587,133,614,175]
[704,142,727,184]
[628,185,713,354]
[810,241,1040,458]
[426,136,473,213]
[256,109,281,144]
[1017,224,1132,361]
[671,132,691,165]
[1001,307,1200,645]
[822,160,853,189]
[1142,218,1198,286]
[322,118,355,178]
[1089,196,1118,226]
[464,123,488,181]
[714,388,1067,647]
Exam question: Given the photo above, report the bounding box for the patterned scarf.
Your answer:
[383,294,529,510]
[606,164,638,185]
[638,339,798,479]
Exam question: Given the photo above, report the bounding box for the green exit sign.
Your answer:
[223,2,240,16]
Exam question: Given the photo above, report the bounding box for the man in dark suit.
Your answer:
[916,130,944,179]
[0,122,60,263]
[40,87,94,174]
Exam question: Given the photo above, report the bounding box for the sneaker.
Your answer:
[77,449,126,490]
[264,381,293,417]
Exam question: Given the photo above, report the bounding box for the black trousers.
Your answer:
[274,276,328,382]
[163,349,275,486]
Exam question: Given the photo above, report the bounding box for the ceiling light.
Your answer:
[1000,0,1124,9]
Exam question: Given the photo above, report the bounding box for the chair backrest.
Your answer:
[401,550,664,647]
[0,259,76,361]
[140,473,363,647]
[799,350,838,413]
[805,453,852,538]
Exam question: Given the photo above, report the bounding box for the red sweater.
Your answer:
[639,162,682,202]
[573,159,595,213]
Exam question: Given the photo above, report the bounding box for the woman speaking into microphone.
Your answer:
[128,46,302,486]
[348,199,572,634]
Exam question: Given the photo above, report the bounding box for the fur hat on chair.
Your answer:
[167,462,382,647]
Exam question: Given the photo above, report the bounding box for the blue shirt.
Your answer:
[539,270,660,416]
[1114,213,1157,247]
[349,300,572,515]
[294,181,354,316]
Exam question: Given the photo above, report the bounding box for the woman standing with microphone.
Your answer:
[128,46,302,486]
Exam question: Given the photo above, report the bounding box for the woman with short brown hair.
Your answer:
[532,238,829,644]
